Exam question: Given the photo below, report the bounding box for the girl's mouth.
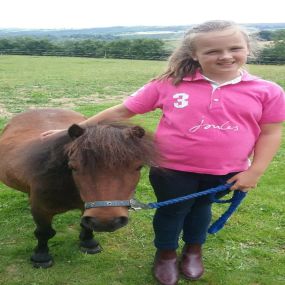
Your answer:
[218,61,234,65]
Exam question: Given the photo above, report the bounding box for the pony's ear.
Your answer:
[125,125,145,139]
[68,124,85,139]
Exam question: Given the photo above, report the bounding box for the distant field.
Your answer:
[0,55,284,285]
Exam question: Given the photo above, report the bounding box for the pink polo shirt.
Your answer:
[124,71,285,175]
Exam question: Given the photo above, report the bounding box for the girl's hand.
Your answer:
[226,169,262,192]
[41,129,64,138]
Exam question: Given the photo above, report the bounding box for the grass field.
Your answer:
[0,55,284,285]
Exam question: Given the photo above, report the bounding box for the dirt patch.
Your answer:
[0,104,12,117]
[50,94,128,108]
[0,94,129,118]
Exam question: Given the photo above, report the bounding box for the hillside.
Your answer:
[1,23,285,40]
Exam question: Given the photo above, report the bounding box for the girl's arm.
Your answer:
[79,103,135,127]
[42,104,135,137]
[227,122,283,191]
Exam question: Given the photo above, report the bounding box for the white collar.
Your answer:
[202,72,243,90]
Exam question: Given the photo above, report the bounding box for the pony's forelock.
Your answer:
[65,122,158,170]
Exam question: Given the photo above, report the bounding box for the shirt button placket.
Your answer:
[211,88,222,109]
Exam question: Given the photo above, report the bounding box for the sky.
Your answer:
[1,0,284,29]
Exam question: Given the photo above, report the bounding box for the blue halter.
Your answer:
[85,183,247,234]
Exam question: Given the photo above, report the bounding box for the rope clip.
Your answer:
[129,199,151,211]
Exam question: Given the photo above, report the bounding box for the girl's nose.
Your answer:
[218,51,232,60]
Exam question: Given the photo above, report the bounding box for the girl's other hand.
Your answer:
[226,169,262,192]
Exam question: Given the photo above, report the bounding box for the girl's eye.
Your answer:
[206,50,218,55]
[231,47,243,51]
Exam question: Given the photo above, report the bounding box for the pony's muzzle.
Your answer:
[81,216,129,232]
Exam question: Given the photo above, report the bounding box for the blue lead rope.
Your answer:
[147,183,233,209]
[132,183,247,234]
[207,190,246,233]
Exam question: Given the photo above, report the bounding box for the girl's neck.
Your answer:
[201,70,242,85]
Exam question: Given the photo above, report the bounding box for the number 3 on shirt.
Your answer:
[173,93,189,108]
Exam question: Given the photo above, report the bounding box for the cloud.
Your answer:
[1,0,284,29]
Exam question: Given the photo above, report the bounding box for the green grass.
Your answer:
[0,55,167,115]
[0,55,284,285]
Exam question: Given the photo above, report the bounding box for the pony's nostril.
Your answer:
[81,216,128,232]
[80,216,95,230]
[114,216,128,227]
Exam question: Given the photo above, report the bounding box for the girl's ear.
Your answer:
[191,53,198,61]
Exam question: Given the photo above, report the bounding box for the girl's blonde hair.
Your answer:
[157,20,251,85]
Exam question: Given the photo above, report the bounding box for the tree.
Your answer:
[130,39,167,60]
[106,40,132,58]
[258,41,285,64]
[257,30,273,41]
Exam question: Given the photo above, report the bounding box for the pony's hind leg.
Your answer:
[30,209,56,268]
[79,222,102,254]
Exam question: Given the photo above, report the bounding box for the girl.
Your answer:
[43,20,285,285]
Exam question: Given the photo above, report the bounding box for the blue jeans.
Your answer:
[149,168,236,250]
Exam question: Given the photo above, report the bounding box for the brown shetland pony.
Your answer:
[0,108,157,268]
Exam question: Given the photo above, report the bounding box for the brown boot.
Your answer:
[180,244,204,280]
[153,250,179,285]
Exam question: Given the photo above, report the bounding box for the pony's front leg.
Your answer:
[79,221,102,254]
[30,208,56,268]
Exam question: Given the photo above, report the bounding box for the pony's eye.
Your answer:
[136,165,144,171]
[68,162,78,171]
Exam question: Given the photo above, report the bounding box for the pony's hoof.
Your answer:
[80,244,102,254]
[31,253,53,268]
[32,259,53,268]
[80,239,102,254]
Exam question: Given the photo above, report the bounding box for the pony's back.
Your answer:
[0,108,85,141]
[0,108,85,192]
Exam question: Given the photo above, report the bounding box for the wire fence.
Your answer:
[0,41,284,64]
[1,50,284,64]
[0,48,171,61]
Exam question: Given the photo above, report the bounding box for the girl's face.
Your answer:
[191,28,249,82]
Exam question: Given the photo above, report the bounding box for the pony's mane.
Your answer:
[65,122,158,170]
